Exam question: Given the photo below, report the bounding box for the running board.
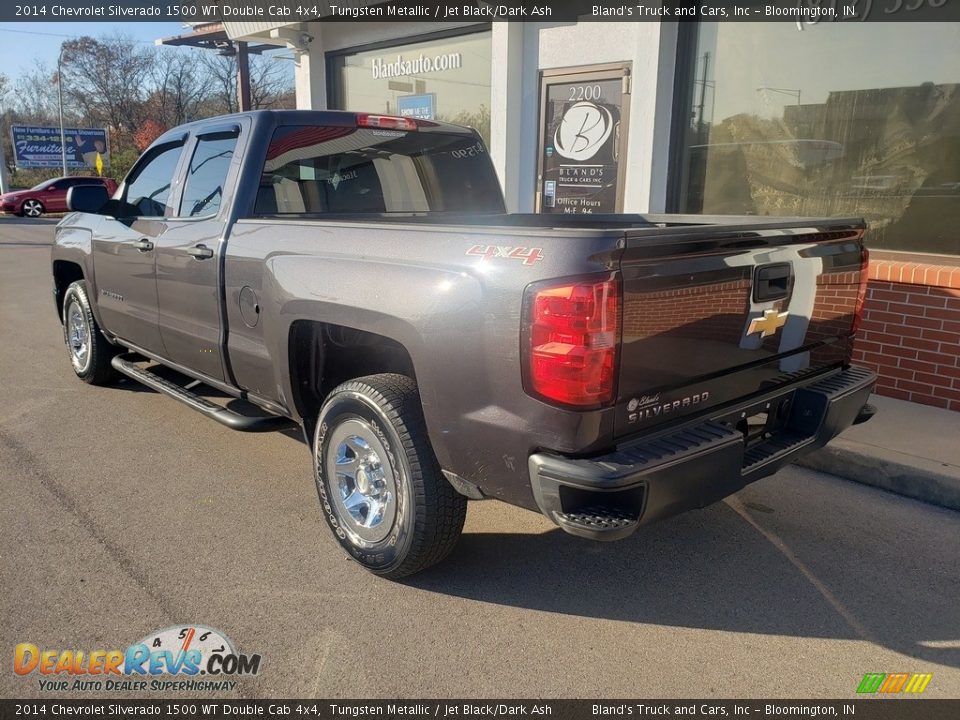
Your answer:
[111,354,295,433]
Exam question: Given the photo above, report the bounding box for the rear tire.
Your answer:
[62,280,117,385]
[313,373,467,579]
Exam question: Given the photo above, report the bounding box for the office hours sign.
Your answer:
[537,66,630,214]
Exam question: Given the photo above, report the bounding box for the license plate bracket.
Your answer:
[718,391,797,448]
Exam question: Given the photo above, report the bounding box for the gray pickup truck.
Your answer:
[52,110,875,578]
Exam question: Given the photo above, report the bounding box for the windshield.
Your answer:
[29,179,55,191]
[254,126,505,215]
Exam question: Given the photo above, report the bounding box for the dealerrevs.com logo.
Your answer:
[13,625,261,693]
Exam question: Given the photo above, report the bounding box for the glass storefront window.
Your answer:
[330,29,492,147]
[676,22,960,256]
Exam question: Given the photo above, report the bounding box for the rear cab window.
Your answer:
[253,125,504,216]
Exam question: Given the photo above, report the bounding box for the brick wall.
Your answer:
[809,270,862,345]
[622,279,750,341]
[852,260,960,411]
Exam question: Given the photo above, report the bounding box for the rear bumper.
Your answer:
[529,365,876,541]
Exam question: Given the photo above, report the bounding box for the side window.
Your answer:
[125,142,185,217]
[254,125,504,215]
[178,132,238,218]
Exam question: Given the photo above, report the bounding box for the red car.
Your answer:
[0,176,118,218]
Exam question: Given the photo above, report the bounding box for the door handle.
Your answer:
[186,244,214,260]
[131,238,154,252]
[754,263,792,302]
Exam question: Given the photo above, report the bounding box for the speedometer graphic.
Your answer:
[134,625,235,671]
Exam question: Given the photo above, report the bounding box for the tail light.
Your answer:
[852,247,870,334]
[356,113,418,131]
[523,275,621,408]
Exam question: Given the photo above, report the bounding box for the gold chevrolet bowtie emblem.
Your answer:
[747,309,788,338]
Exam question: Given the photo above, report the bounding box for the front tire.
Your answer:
[62,280,117,385]
[21,199,44,218]
[313,374,467,579]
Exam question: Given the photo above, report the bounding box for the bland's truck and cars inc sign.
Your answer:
[10,125,109,170]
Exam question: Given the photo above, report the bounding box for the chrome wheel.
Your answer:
[66,300,90,372]
[326,418,397,545]
[22,199,43,217]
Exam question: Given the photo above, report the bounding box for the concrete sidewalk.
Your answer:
[796,394,960,511]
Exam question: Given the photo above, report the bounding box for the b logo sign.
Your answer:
[554,101,613,161]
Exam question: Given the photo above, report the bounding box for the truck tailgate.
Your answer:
[615,221,867,438]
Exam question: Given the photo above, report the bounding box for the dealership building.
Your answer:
[166,15,960,411]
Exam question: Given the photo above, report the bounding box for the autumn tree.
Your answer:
[133,119,167,151]
[4,31,294,183]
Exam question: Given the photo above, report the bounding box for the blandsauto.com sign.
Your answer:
[371,53,463,80]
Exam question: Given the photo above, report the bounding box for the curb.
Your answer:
[795,438,960,512]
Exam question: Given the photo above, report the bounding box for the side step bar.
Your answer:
[111,354,295,433]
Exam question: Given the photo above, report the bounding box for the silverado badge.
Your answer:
[747,309,788,338]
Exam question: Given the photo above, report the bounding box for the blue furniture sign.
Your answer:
[397,94,436,120]
[10,125,110,170]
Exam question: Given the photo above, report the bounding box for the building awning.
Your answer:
[223,21,299,41]
[156,22,273,55]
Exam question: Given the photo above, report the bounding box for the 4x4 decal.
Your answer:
[466,245,544,265]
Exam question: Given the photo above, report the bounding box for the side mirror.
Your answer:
[67,184,109,214]
[48,186,58,191]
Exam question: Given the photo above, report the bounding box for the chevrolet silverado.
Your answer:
[52,110,876,578]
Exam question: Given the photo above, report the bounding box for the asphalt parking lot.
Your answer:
[2,218,959,699]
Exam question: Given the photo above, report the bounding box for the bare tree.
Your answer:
[59,33,152,142]
[200,51,294,115]
[200,52,235,115]
[10,61,63,124]
[248,54,296,110]
[147,48,211,128]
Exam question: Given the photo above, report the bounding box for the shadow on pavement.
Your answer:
[409,496,960,670]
